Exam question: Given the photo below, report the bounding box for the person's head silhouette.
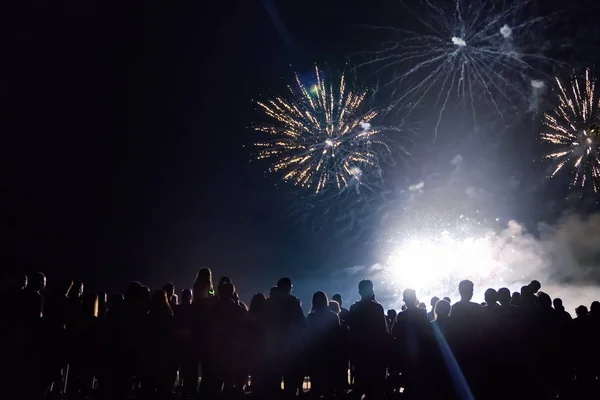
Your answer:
[329,301,341,314]
[430,296,440,309]
[434,299,451,320]
[250,293,266,313]
[28,272,46,293]
[358,280,374,299]
[163,282,175,299]
[575,305,588,318]
[590,301,600,316]
[537,292,552,308]
[332,293,343,307]
[511,292,521,306]
[219,282,235,300]
[529,280,541,294]
[403,289,417,308]
[552,297,563,311]
[484,288,498,306]
[458,280,474,302]
[311,291,328,312]
[181,289,193,305]
[194,267,214,298]
[387,309,397,320]
[498,287,511,306]
[72,280,84,298]
[277,278,293,294]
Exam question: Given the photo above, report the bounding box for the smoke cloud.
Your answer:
[343,213,600,313]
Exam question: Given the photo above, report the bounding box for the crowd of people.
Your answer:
[2,268,600,400]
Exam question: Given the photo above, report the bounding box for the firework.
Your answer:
[359,0,549,138]
[254,66,385,193]
[542,69,600,192]
[385,232,501,298]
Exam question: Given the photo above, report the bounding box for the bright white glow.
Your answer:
[451,36,466,47]
[349,166,362,178]
[359,121,372,131]
[409,181,425,191]
[500,24,512,38]
[531,79,545,89]
[386,233,499,298]
[325,139,334,147]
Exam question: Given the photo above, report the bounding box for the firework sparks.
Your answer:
[359,0,550,138]
[254,66,385,193]
[542,69,600,192]
[385,232,501,298]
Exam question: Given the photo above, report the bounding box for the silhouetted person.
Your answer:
[497,288,511,307]
[450,280,484,397]
[529,279,541,294]
[70,292,99,398]
[451,280,483,324]
[520,285,536,309]
[191,268,217,396]
[18,272,46,325]
[307,291,341,397]
[246,293,267,396]
[425,299,455,400]
[193,267,214,302]
[482,288,499,316]
[97,291,108,319]
[511,291,521,307]
[145,290,176,397]
[432,299,451,330]
[70,280,84,302]
[264,277,306,398]
[589,301,600,395]
[552,298,572,322]
[211,281,247,396]
[443,296,451,304]
[28,272,47,294]
[590,300,600,319]
[573,305,594,395]
[428,296,440,322]
[332,293,350,322]
[175,289,196,397]
[117,282,151,397]
[329,300,341,314]
[67,280,84,331]
[497,287,519,323]
[347,280,387,400]
[392,288,429,396]
[163,282,177,307]
[386,309,397,331]
[328,300,349,393]
[2,280,45,399]
[269,286,279,298]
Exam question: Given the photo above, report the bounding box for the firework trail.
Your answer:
[542,69,600,192]
[254,66,388,193]
[359,0,551,139]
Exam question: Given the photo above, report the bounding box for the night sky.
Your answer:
[2,0,600,305]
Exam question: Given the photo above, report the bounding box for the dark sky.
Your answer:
[2,0,599,304]
[0,0,379,298]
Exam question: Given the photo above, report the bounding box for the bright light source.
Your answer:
[386,233,498,298]
[451,37,466,47]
